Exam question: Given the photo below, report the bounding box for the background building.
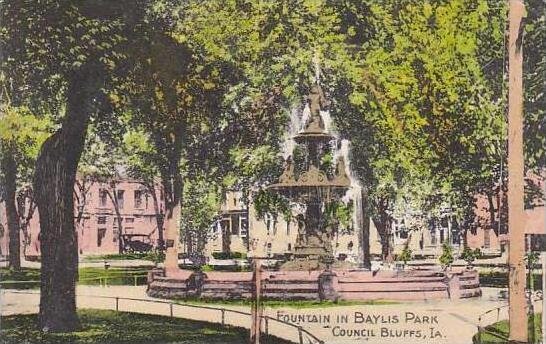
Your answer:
[0,179,164,259]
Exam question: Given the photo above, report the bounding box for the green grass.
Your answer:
[82,253,156,262]
[78,267,149,286]
[179,298,397,309]
[0,267,42,289]
[0,267,150,289]
[473,313,542,343]
[0,309,292,344]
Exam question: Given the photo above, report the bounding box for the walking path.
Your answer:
[2,286,538,344]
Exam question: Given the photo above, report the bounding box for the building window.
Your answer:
[97,216,107,225]
[97,228,107,247]
[267,242,272,255]
[288,243,292,251]
[99,190,108,207]
[286,220,290,235]
[233,197,237,206]
[231,214,240,235]
[126,218,134,224]
[116,190,125,209]
[348,241,354,251]
[134,190,143,208]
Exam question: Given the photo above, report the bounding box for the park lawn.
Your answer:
[0,267,150,289]
[82,253,156,262]
[181,298,397,309]
[0,309,293,344]
[473,313,542,343]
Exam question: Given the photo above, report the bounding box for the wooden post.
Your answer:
[250,258,262,344]
[507,0,527,342]
[542,252,546,344]
[542,182,546,344]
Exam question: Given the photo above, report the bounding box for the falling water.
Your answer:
[322,108,365,264]
[281,106,304,159]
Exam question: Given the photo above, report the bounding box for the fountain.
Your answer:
[270,84,352,271]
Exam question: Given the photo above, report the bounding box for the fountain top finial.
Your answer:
[305,84,328,132]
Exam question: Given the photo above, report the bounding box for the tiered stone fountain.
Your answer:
[269,84,352,271]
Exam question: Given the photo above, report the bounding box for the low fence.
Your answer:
[3,289,323,344]
[475,291,543,344]
[0,273,149,289]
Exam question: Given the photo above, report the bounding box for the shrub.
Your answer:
[146,249,165,266]
[439,242,454,270]
[398,246,412,265]
[460,246,481,265]
[211,252,247,260]
[201,264,214,272]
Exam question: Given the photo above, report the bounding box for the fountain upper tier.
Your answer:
[268,84,351,194]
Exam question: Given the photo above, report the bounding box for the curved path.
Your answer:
[1,286,541,344]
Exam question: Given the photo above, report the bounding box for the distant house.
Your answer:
[204,174,544,261]
[204,190,363,263]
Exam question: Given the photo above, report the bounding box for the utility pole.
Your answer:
[542,177,546,344]
[250,258,263,344]
[507,0,527,343]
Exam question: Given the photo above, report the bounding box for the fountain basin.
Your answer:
[147,268,481,301]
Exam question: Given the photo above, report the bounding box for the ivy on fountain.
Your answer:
[320,151,335,177]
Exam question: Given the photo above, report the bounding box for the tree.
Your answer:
[524,0,546,172]
[1,0,139,331]
[0,105,50,269]
[180,175,221,261]
[330,0,508,262]
[123,130,165,250]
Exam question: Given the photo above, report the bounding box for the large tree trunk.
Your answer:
[161,130,184,274]
[2,150,21,270]
[486,192,498,236]
[359,188,371,270]
[222,224,232,254]
[374,197,394,263]
[17,191,37,259]
[105,184,124,254]
[34,63,104,332]
[147,183,164,250]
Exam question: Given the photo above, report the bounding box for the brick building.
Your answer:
[0,178,164,259]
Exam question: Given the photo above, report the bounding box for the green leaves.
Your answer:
[253,189,291,222]
[0,105,52,190]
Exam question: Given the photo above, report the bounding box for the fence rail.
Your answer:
[3,289,323,344]
[0,274,149,287]
[475,291,543,344]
